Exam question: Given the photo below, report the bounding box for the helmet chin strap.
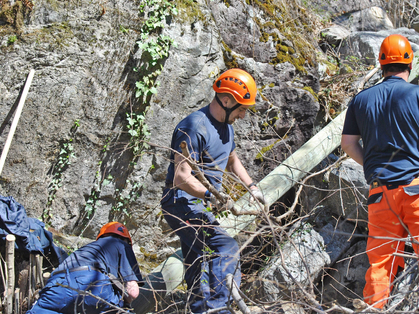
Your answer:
[215,95,242,124]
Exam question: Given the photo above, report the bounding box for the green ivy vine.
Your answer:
[43,120,79,223]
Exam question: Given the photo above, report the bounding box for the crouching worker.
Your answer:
[27,222,143,314]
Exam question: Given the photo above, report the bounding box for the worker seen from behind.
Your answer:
[161,68,266,314]
[341,34,419,309]
[26,222,142,314]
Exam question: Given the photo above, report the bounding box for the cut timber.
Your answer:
[6,234,16,314]
[132,110,346,314]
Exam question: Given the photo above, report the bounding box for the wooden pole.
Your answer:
[43,272,51,285]
[14,288,20,314]
[0,253,6,293]
[6,234,16,314]
[0,69,35,176]
[35,254,44,288]
[28,254,32,304]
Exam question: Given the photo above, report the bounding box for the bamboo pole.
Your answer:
[0,69,35,176]
[132,110,347,314]
[6,234,16,314]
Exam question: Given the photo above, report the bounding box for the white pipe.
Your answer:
[0,69,35,176]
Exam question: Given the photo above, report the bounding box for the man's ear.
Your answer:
[409,62,413,70]
[220,95,230,106]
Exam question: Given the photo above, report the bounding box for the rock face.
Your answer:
[0,0,321,259]
[3,0,419,312]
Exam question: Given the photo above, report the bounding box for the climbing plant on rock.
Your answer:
[43,120,79,224]
[127,0,177,158]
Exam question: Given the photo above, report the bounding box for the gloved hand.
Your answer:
[249,187,266,205]
[207,191,234,212]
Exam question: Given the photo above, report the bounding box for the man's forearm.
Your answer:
[226,151,253,187]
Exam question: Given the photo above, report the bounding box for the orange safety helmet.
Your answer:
[379,34,414,65]
[213,68,257,105]
[97,221,132,245]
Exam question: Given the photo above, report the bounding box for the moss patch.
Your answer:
[173,0,206,24]
[250,0,318,73]
[221,40,240,69]
[0,0,33,35]
[255,138,282,161]
[22,22,74,49]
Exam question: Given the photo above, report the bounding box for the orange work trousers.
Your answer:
[364,177,419,308]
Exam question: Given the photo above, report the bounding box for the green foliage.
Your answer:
[126,110,151,157]
[7,35,17,45]
[135,0,177,103]
[119,25,129,33]
[111,181,144,221]
[44,121,79,223]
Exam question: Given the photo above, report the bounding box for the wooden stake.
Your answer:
[28,254,32,304]
[35,255,44,288]
[0,69,35,176]
[43,272,51,286]
[0,253,6,293]
[6,234,16,314]
[14,288,20,314]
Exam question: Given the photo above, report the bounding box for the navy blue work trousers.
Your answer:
[161,188,241,314]
[26,268,124,314]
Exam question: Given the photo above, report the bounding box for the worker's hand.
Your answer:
[250,187,266,205]
[208,192,234,212]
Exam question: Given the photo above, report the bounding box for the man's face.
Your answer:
[227,103,251,124]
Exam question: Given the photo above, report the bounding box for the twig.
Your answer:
[357,67,380,93]
[226,274,251,314]
[393,252,419,259]
[179,141,261,216]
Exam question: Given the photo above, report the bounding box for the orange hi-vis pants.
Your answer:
[364,177,419,308]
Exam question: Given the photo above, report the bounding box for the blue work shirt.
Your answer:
[343,75,419,184]
[165,105,235,199]
[55,236,142,283]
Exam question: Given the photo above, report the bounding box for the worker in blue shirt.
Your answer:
[161,68,266,314]
[26,222,142,314]
[342,34,419,309]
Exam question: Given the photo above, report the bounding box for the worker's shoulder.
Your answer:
[177,108,209,129]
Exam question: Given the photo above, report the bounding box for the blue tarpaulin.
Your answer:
[0,195,67,264]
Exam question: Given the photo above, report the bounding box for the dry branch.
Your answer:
[226,274,251,314]
[179,140,262,216]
